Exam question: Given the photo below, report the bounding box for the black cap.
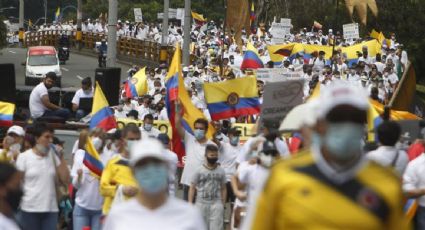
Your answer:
[157,133,170,145]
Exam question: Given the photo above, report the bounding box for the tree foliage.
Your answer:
[0,18,7,50]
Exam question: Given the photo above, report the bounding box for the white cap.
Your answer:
[130,138,166,166]
[7,126,25,136]
[182,67,189,72]
[316,82,369,119]
[279,100,318,132]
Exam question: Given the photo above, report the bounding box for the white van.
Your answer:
[25,46,62,87]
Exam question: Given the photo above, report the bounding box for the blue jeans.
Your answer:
[73,204,102,230]
[17,210,58,230]
[42,108,71,120]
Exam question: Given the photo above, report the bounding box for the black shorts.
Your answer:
[226,181,235,203]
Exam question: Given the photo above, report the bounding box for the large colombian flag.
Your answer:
[125,67,148,98]
[203,77,260,120]
[0,101,15,127]
[83,137,104,178]
[241,42,264,70]
[165,44,214,166]
[90,82,117,131]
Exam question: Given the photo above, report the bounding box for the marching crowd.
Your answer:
[0,16,419,230]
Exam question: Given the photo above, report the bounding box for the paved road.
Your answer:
[0,47,130,88]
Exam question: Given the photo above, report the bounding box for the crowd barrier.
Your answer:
[23,30,175,64]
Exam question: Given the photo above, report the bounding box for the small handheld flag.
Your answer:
[90,82,117,131]
[83,137,104,178]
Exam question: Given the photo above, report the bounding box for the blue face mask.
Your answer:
[134,164,169,195]
[144,124,153,131]
[126,140,137,153]
[318,123,364,161]
[230,136,240,146]
[194,129,205,140]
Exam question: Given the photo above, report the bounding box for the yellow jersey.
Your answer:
[250,151,408,230]
[100,155,137,214]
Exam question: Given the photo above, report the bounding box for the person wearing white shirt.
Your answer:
[16,124,70,230]
[140,114,161,139]
[174,108,215,201]
[157,107,169,121]
[71,132,105,230]
[103,139,206,230]
[403,154,425,229]
[29,72,70,120]
[367,121,409,176]
[0,162,22,230]
[72,77,94,120]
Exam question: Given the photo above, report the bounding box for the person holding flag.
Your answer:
[71,129,105,230]
[100,124,140,215]
[165,44,215,201]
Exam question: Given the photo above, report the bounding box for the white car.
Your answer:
[25,46,62,87]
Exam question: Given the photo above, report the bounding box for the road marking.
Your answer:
[61,67,69,72]
[76,75,83,80]
[8,50,16,54]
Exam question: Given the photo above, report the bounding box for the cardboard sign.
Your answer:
[260,79,304,123]
[343,23,359,40]
[134,8,143,22]
[270,18,292,44]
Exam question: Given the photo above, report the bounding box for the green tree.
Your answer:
[0,18,7,50]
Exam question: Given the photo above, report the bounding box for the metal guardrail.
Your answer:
[23,30,175,64]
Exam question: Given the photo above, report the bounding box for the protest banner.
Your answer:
[133,8,143,22]
[176,8,185,24]
[116,118,255,141]
[157,8,177,19]
[343,23,360,40]
[260,79,304,124]
[256,68,302,82]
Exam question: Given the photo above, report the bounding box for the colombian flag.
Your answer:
[191,11,206,25]
[0,101,15,127]
[54,7,61,22]
[241,42,264,70]
[83,137,104,178]
[125,67,148,98]
[165,44,214,166]
[404,199,418,222]
[204,77,260,120]
[90,82,116,131]
[367,101,383,142]
[250,3,256,33]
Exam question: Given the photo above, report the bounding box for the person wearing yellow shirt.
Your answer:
[247,83,408,230]
[100,124,140,215]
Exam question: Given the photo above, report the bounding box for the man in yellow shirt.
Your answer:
[100,124,140,214]
[248,83,408,230]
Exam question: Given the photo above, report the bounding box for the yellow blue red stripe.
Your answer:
[0,101,15,127]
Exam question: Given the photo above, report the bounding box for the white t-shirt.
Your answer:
[71,149,104,210]
[403,154,425,207]
[219,143,240,181]
[71,88,94,106]
[140,127,162,139]
[16,149,60,212]
[367,146,409,176]
[180,131,215,186]
[0,213,20,230]
[238,163,269,205]
[29,83,49,118]
[103,198,206,230]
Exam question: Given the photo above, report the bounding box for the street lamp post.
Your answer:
[182,0,191,66]
[106,0,118,67]
[44,0,47,25]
